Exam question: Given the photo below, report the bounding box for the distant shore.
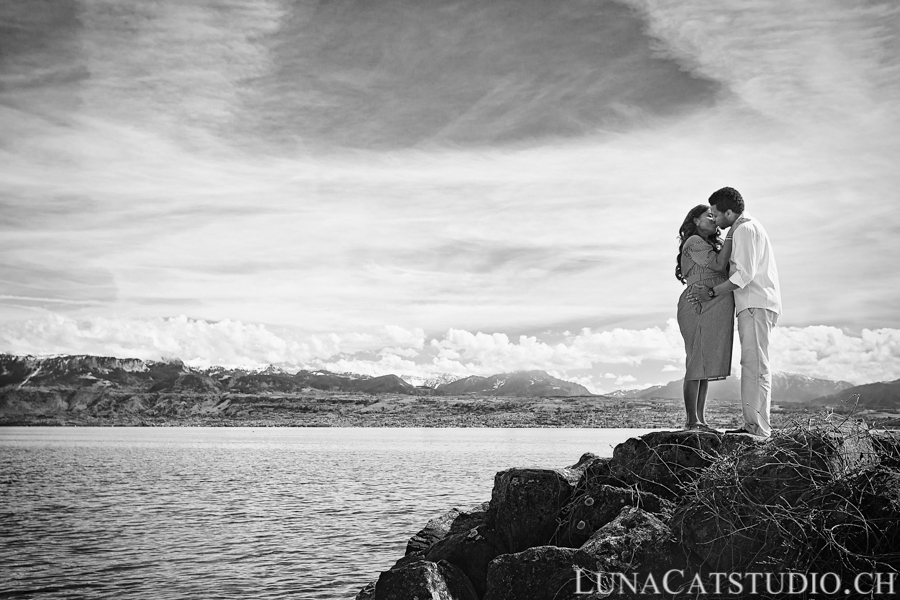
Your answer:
[4,391,898,428]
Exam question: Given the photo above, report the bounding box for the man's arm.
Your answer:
[725,223,759,290]
[691,223,753,303]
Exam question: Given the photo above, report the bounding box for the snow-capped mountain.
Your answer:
[435,370,592,397]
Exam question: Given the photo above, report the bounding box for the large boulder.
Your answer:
[406,502,491,557]
[373,559,478,600]
[801,464,900,573]
[733,421,877,506]
[487,468,580,553]
[572,507,691,600]
[483,546,579,600]
[871,430,900,467]
[355,581,375,600]
[674,420,882,573]
[554,483,674,548]
[671,499,771,573]
[609,430,758,499]
[425,524,506,598]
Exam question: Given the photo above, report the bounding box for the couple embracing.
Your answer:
[676,187,782,437]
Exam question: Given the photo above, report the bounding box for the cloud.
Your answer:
[5,314,896,394]
[2,0,899,384]
[382,325,426,350]
[624,0,900,124]
[0,313,341,369]
[771,326,900,385]
[570,320,685,366]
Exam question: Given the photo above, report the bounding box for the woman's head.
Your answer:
[676,204,722,284]
[680,204,717,241]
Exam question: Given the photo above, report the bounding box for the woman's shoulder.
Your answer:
[683,235,712,250]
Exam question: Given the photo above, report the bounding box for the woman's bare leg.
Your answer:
[697,380,709,424]
[683,379,701,426]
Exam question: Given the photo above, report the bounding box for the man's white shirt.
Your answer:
[728,213,782,315]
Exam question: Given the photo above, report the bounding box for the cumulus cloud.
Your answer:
[570,320,685,366]
[382,325,426,350]
[2,313,898,393]
[615,375,638,386]
[0,313,341,369]
[772,326,900,384]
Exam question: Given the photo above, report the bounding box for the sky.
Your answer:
[2,0,899,393]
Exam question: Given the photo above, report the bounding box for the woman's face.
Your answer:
[694,209,718,235]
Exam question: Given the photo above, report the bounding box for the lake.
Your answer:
[0,427,657,599]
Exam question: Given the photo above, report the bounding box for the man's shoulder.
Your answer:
[733,213,764,236]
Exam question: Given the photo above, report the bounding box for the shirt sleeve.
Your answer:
[684,236,716,267]
[728,225,759,288]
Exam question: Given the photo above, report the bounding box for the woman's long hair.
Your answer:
[676,204,723,284]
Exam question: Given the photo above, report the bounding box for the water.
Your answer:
[0,427,656,599]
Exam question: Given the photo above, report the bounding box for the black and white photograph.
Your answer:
[2,0,899,598]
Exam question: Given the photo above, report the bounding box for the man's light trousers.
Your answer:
[737,307,779,437]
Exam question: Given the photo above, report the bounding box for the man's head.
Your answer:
[708,187,744,228]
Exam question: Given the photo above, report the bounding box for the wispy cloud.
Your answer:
[2,0,899,385]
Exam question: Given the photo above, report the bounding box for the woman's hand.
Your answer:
[686,284,711,306]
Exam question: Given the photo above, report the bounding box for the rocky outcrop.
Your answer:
[358,417,900,600]
[372,559,478,600]
[483,546,579,600]
[487,467,580,553]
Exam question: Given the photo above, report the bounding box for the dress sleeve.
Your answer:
[683,236,716,267]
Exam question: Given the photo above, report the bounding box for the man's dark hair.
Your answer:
[708,187,744,214]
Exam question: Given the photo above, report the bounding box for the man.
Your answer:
[693,187,782,437]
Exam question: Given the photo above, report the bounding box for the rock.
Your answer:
[374,559,478,600]
[425,524,506,597]
[869,430,900,468]
[670,500,769,573]
[805,464,900,572]
[610,430,758,499]
[566,452,605,473]
[483,546,579,600]
[406,501,491,557]
[487,468,580,553]
[673,421,882,572]
[406,508,462,556]
[735,421,877,506]
[355,581,376,600]
[572,507,691,600]
[554,483,674,548]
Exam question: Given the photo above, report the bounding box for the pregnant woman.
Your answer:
[676,205,736,431]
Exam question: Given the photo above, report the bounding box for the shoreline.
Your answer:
[3,391,899,429]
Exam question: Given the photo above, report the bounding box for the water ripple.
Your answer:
[0,426,651,599]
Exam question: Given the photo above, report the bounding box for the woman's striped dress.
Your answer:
[677,235,735,381]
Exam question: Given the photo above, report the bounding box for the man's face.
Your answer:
[709,204,731,228]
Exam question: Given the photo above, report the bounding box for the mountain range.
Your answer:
[0,354,421,396]
[809,378,900,411]
[0,354,894,409]
[615,372,857,404]
[0,354,588,398]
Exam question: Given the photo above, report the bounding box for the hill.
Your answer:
[615,372,855,404]
[436,370,592,397]
[0,354,420,397]
[810,378,900,410]
[0,355,589,400]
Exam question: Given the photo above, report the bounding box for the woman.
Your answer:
[676,204,735,431]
